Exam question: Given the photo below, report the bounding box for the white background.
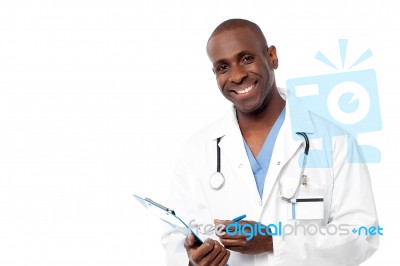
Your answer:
[0,0,398,265]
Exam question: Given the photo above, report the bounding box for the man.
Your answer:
[162,18,379,265]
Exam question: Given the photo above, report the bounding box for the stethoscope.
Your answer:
[209,132,310,203]
[209,137,225,190]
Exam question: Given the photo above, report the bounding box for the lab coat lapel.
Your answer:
[216,110,262,210]
[261,115,302,204]
[261,95,315,205]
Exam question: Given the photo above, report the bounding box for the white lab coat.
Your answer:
[161,90,379,266]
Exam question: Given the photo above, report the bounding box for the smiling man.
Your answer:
[161,19,379,266]
[206,20,284,164]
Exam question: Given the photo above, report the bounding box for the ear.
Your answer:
[266,45,279,69]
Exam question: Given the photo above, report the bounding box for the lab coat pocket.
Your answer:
[281,170,328,221]
[287,195,324,220]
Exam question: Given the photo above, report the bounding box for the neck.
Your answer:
[236,89,285,132]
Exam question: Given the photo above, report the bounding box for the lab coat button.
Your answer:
[258,201,263,206]
[238,164,243,168]
[277,161,281,165]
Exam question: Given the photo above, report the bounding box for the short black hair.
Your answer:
[208,18,268,49]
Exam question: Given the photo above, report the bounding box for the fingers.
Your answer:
[189,239,214,262]
[187,238,230,266]
[202,239,222,263]
[209,244,230,266]
[214,219,229,227]
[218,249,230,265]
[214,219,247,242]
[219,236,246,246]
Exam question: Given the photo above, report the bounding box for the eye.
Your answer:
[242,55,254,64]
[215,64,229,73]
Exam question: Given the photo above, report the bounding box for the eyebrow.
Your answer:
[212,50,255,67]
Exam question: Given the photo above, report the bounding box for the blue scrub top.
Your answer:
[243,107,286,199]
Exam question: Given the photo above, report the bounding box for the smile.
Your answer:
[236,83,255,94]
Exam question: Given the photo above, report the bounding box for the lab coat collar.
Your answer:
[283,88,315,135]
[209,88,316,141]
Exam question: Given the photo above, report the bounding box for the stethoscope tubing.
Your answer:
[280,132,310,203]
[209,132,310,200]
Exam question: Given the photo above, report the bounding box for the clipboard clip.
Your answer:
[145,198,176,215]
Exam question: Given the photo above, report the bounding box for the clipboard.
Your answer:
[133,194,203,244]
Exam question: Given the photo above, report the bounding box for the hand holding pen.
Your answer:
[214,215,274,255]
[206,214,246,235]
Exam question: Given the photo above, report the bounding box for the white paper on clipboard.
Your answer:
[133,194,204,244]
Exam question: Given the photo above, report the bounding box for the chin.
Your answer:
[235,105,261,114]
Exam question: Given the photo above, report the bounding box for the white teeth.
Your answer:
[237,85,254,94]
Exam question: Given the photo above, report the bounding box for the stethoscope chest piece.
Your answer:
[209,172,225,190]
[210,137,225,190]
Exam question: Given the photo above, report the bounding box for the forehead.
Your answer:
[207,27,263,64]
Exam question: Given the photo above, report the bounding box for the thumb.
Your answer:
[214,219,228,225]
[184,234,196,250]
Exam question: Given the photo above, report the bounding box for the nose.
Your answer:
[229,65,247,84]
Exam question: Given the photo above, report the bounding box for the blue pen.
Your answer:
[231,214,246,222]
[224,214,246,266]
[205,214,247,235]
